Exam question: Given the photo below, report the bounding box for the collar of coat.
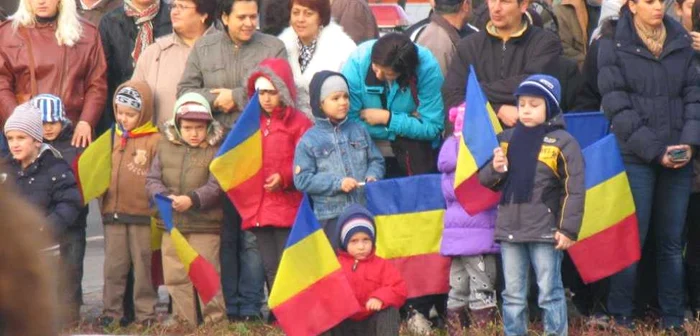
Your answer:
[429,12,463,47]
[486,18,529,42]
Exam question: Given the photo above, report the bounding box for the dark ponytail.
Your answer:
[370,33,419,88]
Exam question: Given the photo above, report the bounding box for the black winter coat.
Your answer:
[97,2,172,134]
[44,124,88,228]
[8,145,82,237]
[598,9,700,164]
[442,22,562,112]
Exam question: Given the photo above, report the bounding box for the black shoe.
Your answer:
[227,314,240,323]
[238,314,263,322]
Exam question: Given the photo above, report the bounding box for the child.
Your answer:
[32,94,89,324]
[438,103,499,335]
[3,102,82,323]
[244,58,312,311]
[100,80,160,327]
[326,204,408,336]
[145,92,226,326]
[293,71,385,251]
[479,75,584,336]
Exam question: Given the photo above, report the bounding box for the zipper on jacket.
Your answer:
[112,145,127,221]
[178,147,190,228]
[352,259,359,271]
[501,42,507,78]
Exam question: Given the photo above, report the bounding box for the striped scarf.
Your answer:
[124,0,160,64]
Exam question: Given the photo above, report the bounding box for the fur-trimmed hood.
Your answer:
[246,58,297,110]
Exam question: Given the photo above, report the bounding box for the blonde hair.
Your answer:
[11,0,83,47]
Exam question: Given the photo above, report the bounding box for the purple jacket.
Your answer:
[438,136,499,256]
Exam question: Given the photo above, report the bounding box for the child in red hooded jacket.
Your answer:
[327,204,407,335]
[244,58,312,322]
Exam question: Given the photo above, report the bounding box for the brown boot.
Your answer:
[469,307,498,328]
[446,308,467,336]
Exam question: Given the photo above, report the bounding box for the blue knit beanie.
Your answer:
[32,94,68,124]
[337,204,376,251]
[514,74,562,120]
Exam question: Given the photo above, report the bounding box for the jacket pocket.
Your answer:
[348,138,369,170]
[201,65,227,87]
[311,145,336,173]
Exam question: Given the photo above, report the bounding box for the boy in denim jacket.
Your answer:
[293,71,385,251]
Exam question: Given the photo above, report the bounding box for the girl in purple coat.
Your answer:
[438,103,500,335]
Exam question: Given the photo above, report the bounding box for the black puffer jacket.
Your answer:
[7,145,82,238]
[44,123,88,228]
[598,8,700,164]
[97,2,172,134]
[478,114,585,243]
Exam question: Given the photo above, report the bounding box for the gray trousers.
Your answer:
[323,308,400,336]
[447,255,498,311]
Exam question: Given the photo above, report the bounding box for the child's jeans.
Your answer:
[60,225,87,312]
[501,242,566,336]
[447,254,498,311]
[103,223,158,322]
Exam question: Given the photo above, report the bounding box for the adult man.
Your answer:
[177,0,286,322]
[415,0,477,135]
[442,0,561,128]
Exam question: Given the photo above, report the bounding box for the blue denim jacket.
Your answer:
[293,118,385,220]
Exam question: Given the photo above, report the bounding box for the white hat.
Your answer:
[254,76,276,91]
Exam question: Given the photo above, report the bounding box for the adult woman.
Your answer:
[98,0,171,134]
[278,0,356,118]
[598,1,700,331]
[341,33,444,177]
[132,0,216,126]
[0,0,107,147]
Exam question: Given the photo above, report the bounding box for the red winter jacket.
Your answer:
[244,58,312,230]
[338,250,408,321]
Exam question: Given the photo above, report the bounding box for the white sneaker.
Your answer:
[407,311,432,335]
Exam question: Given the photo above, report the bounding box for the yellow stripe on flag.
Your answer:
[375,209,445,259]
[486,103,503,134]
[169,229,198,273]
[268,230,340,308]
[209,131,262,191]
[77,130,112,205]
[578,173,636,240]
[453,139,478,187]
[150,217,162,251]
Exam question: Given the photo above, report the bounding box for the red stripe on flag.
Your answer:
[568,214,640,284]
[151,250,163,288]
[187,255,221,305]
[226,170,264,228]
[272,269,361,336]
[455,174,501,215]
[389,253,450,298]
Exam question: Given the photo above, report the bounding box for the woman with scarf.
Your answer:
[0,0,107,149]
[598,0,700,332]
[98,0,171,135]
[278,0,356,119]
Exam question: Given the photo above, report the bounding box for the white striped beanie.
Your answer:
[31,94,67,124]
[4,102,44,142]
[341,218,376,250]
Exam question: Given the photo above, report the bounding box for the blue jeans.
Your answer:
[501,242,566,336]
[607,163,691,328]
[220,198,265,317]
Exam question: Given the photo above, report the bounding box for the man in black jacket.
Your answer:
[442,0,561,128]
[98,0,172,135]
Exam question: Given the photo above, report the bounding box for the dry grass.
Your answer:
[64,317,700,335]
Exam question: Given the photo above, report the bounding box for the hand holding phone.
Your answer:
[669,148,689,163]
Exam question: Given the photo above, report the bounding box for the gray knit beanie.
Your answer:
[4,102,44,142]
[320,75,349,103]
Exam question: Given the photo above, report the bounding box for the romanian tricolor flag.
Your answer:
[365,175,451,298]
[453,66,503,215]
[269,196,361,336]
[567,134,641,284]
[72,127,113,205]
[154,194,221,304]
[210,92,264,228]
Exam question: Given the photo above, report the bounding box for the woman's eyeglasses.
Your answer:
[169,3,196,12]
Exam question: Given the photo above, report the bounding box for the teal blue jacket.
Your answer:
[341,40,445,145]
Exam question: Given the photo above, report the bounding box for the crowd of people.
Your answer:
[0,0,699,334]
